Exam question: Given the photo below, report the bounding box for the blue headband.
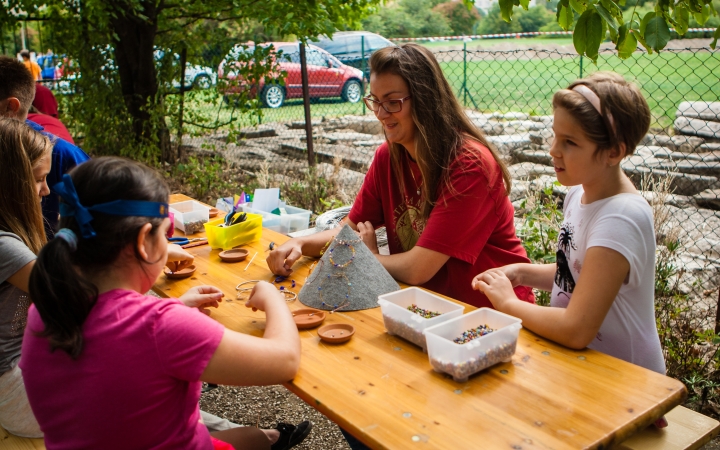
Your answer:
[52,174,169,239]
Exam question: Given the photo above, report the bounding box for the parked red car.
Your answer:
[218,42,364,108]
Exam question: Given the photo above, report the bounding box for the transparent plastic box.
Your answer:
[203,213,263,250]
[239,201,311,234]
[378,287,464,351]
[423,308,522,382]
[169,201,210,235]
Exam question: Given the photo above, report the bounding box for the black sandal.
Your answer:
[270,420,313,450]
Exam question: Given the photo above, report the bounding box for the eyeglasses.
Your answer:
[363,95,411,113]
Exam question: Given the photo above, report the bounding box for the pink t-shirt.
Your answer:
[20,289,225,450]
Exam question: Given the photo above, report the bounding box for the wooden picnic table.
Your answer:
[154,194,687,450]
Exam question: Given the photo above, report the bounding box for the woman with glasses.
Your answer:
[267,44,534,308]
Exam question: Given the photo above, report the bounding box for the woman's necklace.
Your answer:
[408,163,422,197]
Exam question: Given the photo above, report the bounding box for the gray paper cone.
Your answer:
[299,224,400,311]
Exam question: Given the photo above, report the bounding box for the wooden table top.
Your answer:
[155,194,687,450]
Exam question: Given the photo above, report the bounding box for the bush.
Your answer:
[361,0,452,38]
[433,1,482,36]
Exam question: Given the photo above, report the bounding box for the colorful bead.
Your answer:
[406,304,442,319]
[453,324,495,344]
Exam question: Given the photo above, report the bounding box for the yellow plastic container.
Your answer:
[203,213,263,250]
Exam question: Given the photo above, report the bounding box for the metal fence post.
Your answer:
[361,36,366,115]
[463,41,467,107]
[579,55,584,79]
[177,47,187,161]
[299,43,315,168]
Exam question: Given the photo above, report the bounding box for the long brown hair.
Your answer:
[0,118,52,254]
[369,44,511,219]
[553,71,650,157]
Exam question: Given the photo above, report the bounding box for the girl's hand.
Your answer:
[357,221,378,254]
[266,241,302,276]
[245,281,283,312]
[179,285,224,315]
[496,264,525,288]
[166,244,194,272]
[472,270,517,310]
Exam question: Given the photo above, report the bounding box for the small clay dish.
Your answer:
[208,208,220,218]
[219,249,249,263]
[164,265,196,280]
[318,323,355,344]
[293,309,326,330]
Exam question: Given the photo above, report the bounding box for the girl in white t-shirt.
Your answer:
[472,73,666,408]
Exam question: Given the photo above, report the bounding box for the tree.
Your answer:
[433,1,482,35]
[1,0,379,161]
[361,0,452,37]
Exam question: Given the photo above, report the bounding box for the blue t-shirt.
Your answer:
[26,120,90,238]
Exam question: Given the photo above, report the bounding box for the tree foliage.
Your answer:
[1,0,379,161]
[361,0,453,37]
[433,1,482,35]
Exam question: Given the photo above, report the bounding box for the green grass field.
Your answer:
[181,46,719,134]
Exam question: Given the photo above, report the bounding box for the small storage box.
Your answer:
[424,308,522,382]
[169,201,210,235]
[203,213,262,250]
[239,201,311,234]
[378,287,464,351]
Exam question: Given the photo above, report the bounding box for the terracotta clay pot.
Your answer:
[292,309,326,329]
[219,248,249,263]
[164,265,196,280]
[318,323,355,344]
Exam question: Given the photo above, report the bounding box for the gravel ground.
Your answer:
[200,385,351,449]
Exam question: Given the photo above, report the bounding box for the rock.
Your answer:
[529,115,553,124]
[529,175,569,198]
[675,117,720,140]
[644,134,705,153]
[700,143,720,152]
[288,119,322,129]
[486,134,532,155]
[694,189,720,210]
[464,110,494,122]
[508,162,556,180]
[308,131,376,144]
[355,139,385,147]
[530,129,554,146]
[510,179,530,202]
[237,124,277,139]
[336,115,384,135]
[480,121,505,136]
[505,120,547,132]
[279,141,373,172]
[676,101,720,122]
[651,148,720,162]
[639,191,697,209]
[512,148,552,166]
[492,111,530,120]
[620,155,665,171]
[656,160,720,177]
[623,164,719,196]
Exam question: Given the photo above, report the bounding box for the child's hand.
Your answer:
[472,270,517,310]
[245,281,283,312]
[179,285,223,315]
[357,221,378,254]
[495,264,524,287]
[166,244,194,272]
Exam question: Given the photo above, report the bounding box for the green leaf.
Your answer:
[574,9,590,54]
[673,3,689,36]
[557,2,574,30]
[570,0,587,14]
[645,16,671,51]
[519,0,530,10]
[608,21,618,41]
[634,26,654,53]
[600,0,624,22]
[640,11,655,36]
[693,3,711,25]
[596,2,618,32]
[286,12,294,20]
[499,0,514,22]
[617,24,637,57]
[711,25,720,49]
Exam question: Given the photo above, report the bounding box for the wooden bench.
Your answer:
[0,405,715,450]
[615,405,720,450]
[0,426,44,450]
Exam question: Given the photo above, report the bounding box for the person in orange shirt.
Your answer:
[19,50,41,81]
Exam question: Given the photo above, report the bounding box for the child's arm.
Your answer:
[473,247,629,349]
[495,263,556,292]
[6,261,34,293]
[200,281,301,385]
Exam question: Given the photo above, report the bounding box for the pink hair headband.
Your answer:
[572,84,615,132]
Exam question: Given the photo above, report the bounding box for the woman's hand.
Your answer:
[472,269,518,310]
[245,281,283,312]
[357,221,378,254]
[266,240,303,276]
[166,244,194,272]
[179,285,224,315]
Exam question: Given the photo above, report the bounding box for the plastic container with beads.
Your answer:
[423,308,522,382]
[377,287,464,351]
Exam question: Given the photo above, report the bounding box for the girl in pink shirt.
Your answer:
[21,157,311,450]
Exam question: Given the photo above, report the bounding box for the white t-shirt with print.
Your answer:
[550,186,665,374]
